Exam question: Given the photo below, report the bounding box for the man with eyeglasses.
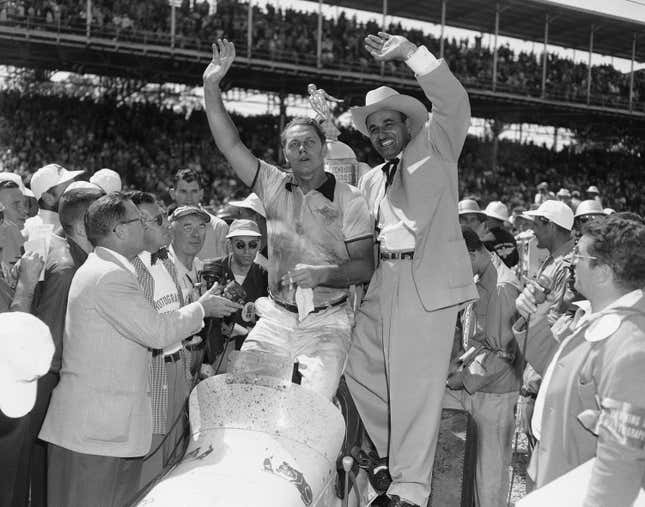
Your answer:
[514,200,575,453]
[127,191,195,487]
[38,193,241,507]
[203,40,374,401]
[573,199,606,239]
[513,213,645,506]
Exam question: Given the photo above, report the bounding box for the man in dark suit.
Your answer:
[38,193,241,507]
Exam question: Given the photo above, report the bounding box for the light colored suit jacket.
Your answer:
[359,61,477,311]
[39,247,204,457]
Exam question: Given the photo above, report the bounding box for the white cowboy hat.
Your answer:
[350,86,428,138]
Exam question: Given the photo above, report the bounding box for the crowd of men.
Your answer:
[1,30,645,507]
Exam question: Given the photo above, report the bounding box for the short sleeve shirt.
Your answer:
[253,160,372,306]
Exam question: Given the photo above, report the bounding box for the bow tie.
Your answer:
[151,247,169,265]
[382,157,399,189]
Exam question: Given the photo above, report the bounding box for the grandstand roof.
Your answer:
[312,0,645,63]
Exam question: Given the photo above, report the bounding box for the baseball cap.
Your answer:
[458,199,485,216]
[90,168,122,194]
[0,172,35,197]
[228,193,266,218]
[226,219,262,238]
[0,312,54,418]
[524,200,574,231]
[30,164,84,200]
[63,181,103,194]
[169,205,210,223]
[484,201,510,222]
[586,185,600,194]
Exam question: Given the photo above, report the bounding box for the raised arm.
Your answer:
[202,39,258,186]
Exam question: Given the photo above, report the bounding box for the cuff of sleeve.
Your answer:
[406,46,440,76]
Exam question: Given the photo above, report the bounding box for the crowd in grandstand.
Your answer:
[1,0,643,108]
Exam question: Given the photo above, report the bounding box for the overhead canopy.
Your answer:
[308,0,645,63]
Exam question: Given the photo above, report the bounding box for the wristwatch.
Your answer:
[519,387,537,399]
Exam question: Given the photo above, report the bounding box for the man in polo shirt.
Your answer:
[24,164,84,239]
[202,39,374,400]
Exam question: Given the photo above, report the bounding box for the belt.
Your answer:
[273,296,347,314]
[380,250,414,260]
[184,340,204,352]
[163,351,182,363]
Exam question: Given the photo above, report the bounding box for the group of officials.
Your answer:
[1,30,644,507]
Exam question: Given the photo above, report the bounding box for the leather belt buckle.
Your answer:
[380,250,414,261]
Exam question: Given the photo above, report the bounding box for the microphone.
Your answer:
[514,273,554,331]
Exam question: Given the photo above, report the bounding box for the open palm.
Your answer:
[202,39,236,89]
[364,32,413,62]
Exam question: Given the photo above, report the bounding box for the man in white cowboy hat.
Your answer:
[482,201,519,268]
[345,32,477,507]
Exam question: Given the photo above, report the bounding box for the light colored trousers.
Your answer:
[345,260,458,506]
[241,297,352,400]
[443,389,517,507]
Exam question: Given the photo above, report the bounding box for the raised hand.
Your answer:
[364,32,417,62]
[202,38,236,91]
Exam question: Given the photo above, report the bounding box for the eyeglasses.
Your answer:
[182,223,207,234]
[534,216,550,226]
[234,240,259,250]
[144,213,165,227]
[113,215,144,232]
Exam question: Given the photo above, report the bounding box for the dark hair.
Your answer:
[612,211,645,224]
[84,192,130,246]
[280,117,326,147]
[582,214,645,290]
[461,226,483,252]
[59,188,104,236]
[173,168,203,188]
[124,190,156,207]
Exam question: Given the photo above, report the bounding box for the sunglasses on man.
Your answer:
[233,240,259,250]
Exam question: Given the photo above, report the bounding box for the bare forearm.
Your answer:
[11,279,37,312]
[319,258,374,288]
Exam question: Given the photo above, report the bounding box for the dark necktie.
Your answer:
[151,247,169,265]
[382,157,399,190]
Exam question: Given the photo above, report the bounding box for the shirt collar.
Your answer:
[285,173,336,202]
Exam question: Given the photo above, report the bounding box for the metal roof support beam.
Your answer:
[381,0,387,76]
[317,0,323,68]
[587,25,595,105]
[492,3,500,92]
[541,14,549,99]
[247,1,253,59]
[86,0,91,40]
[629,34,636,112]
[440,0,446,59]
[170,2,176,49]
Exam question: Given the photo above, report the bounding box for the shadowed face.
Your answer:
[366,109,411,161]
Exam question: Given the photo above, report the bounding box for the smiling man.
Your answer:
[345,32,477,507]
[202,39,374,400]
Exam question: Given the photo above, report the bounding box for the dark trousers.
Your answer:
[48,444,143,507]
[0,411,31,507]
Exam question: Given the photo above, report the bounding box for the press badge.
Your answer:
[597,398,645,450]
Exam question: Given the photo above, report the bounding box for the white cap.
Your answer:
[226,219,262,238]
[228,193,266,218]
[90,169,122,194]
[556,188,571,198]
[575,199,605,218]
[524,200,574,231]
[0,172,35,198]
[0,312,54,418]
[457,199,485,216]
[484,201,510,222]
[586,185,600,194]
[30,164,84,200]
[63,181,103,194]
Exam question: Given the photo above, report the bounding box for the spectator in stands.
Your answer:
[513,214,645,506]
[203,39,373,400]
[534,181,554,205]
[24,164,84,238]
[27,186,103,507]
[556,188,572,209]
[38,193,240,507]
[573,199,606,238]
[169,169,229,260]
[570,190,582,211]
[445,226,521,507]
[586,185,602,205]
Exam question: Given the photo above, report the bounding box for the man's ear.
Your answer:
[169,188,176,201]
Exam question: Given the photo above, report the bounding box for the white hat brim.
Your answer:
[226,230,262,239]
[350,95,428,138]
[485,210,510,222]
[0,378,36,418]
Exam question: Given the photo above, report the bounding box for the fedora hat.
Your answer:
[350,86,428,138]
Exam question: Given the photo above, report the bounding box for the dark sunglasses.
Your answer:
[535,216,550,226]
[234,240,259,250]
